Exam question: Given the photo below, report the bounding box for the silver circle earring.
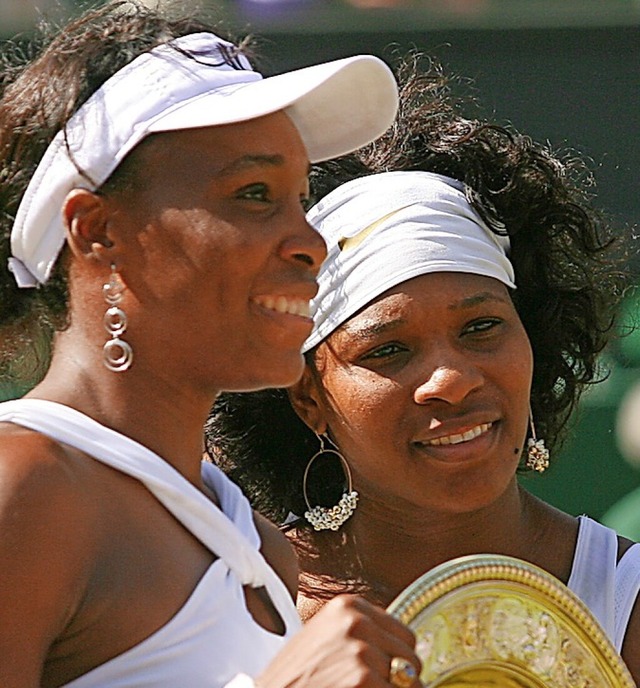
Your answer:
[303,433,359,531]
[102,265,133,372]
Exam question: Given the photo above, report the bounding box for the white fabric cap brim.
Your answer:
[9,33,398,287]
[149,55,399,163]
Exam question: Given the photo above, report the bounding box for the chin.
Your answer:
[440,482,515,515]
[226,355,305,393]
[418,476,511,515]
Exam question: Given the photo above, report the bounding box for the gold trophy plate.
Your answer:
[387,554,634,687]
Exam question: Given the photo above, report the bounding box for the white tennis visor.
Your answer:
[9,31,399,288]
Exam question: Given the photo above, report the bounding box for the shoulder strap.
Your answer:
[567,515,617,643]
[614,543,640,650]
[201,461,260,550]
[0,398,299,632]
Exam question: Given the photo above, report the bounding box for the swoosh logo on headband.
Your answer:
[337,204,416,252]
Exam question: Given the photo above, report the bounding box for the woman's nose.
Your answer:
[413,362,484,406]
[280,216,327,271]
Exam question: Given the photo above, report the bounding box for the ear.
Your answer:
[288,363,328,435]
[63,188,115,265]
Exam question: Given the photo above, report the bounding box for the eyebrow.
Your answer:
[337,290,509,341]
[217,154,311,177]
[449,291,510,310]
[217,154,284,176]
[340,317,407,341]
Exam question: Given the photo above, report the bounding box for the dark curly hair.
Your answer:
[0,0,249,384]
[206,53,632,525]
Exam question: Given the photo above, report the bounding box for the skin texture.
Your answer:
[0,112,420,688]
[204,57,638,685]
[289,272,640,682]
[300,273,533,516]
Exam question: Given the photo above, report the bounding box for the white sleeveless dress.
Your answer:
[1,399,638,682]
[568,515,640,651]
[0,399,301,688]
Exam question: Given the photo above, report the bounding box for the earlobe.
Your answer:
[63,188,114,263]
[288,365,327,435]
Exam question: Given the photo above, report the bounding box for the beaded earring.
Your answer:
[526,414,549,473]
[303,434,358,531]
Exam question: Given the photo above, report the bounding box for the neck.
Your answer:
[26,334,218,487]
[295,482,560,608]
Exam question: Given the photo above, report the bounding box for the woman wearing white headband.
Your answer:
[0,3,425,688]
[207,58,640,682]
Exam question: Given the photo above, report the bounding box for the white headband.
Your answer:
[9,32,398,288]
[303,170,515,352]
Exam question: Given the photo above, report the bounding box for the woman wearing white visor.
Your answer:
[0,3,421,688]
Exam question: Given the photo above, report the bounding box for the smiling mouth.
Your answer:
[253,295,311,318]
[421,422,493,447]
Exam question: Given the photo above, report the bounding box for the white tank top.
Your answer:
[568,515,640,651]
[3,401,637,680]
[0,399,301,688]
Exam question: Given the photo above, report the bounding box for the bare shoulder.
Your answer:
[253,511,298,600]
[617,533,637,560]
[621,589,640,685]
[618,537,640,683]
[0,423,98,684]
[0,422,98,515]
[0,421,88,501]
[0,420,100,581]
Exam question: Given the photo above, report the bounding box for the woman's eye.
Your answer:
[237,183,270,203]
[464,318,502,335]
[360,343,405,361]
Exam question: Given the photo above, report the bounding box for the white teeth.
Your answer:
[274,296,288,313]
[297,301,311,317]
[427,423,492,447]
[255,296,311,317]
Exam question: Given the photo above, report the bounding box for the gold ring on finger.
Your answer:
[389,656,417,688]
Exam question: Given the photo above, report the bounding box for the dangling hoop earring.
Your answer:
[303,434,359,531]
[526,411,549,473]
[102,264,133,372]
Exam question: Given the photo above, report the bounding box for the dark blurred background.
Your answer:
[2,0,640,528]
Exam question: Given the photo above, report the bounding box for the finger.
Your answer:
[321,596,422,672]
[326,595,417,645]
[349,642,419,688]
[388,655,421,688]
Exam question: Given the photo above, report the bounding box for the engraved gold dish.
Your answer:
[387,554,634,687]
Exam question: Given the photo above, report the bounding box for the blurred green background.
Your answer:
[2,0,640,531]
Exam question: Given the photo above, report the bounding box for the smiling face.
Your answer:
[295,272,533,514]
[99,110,326,392]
